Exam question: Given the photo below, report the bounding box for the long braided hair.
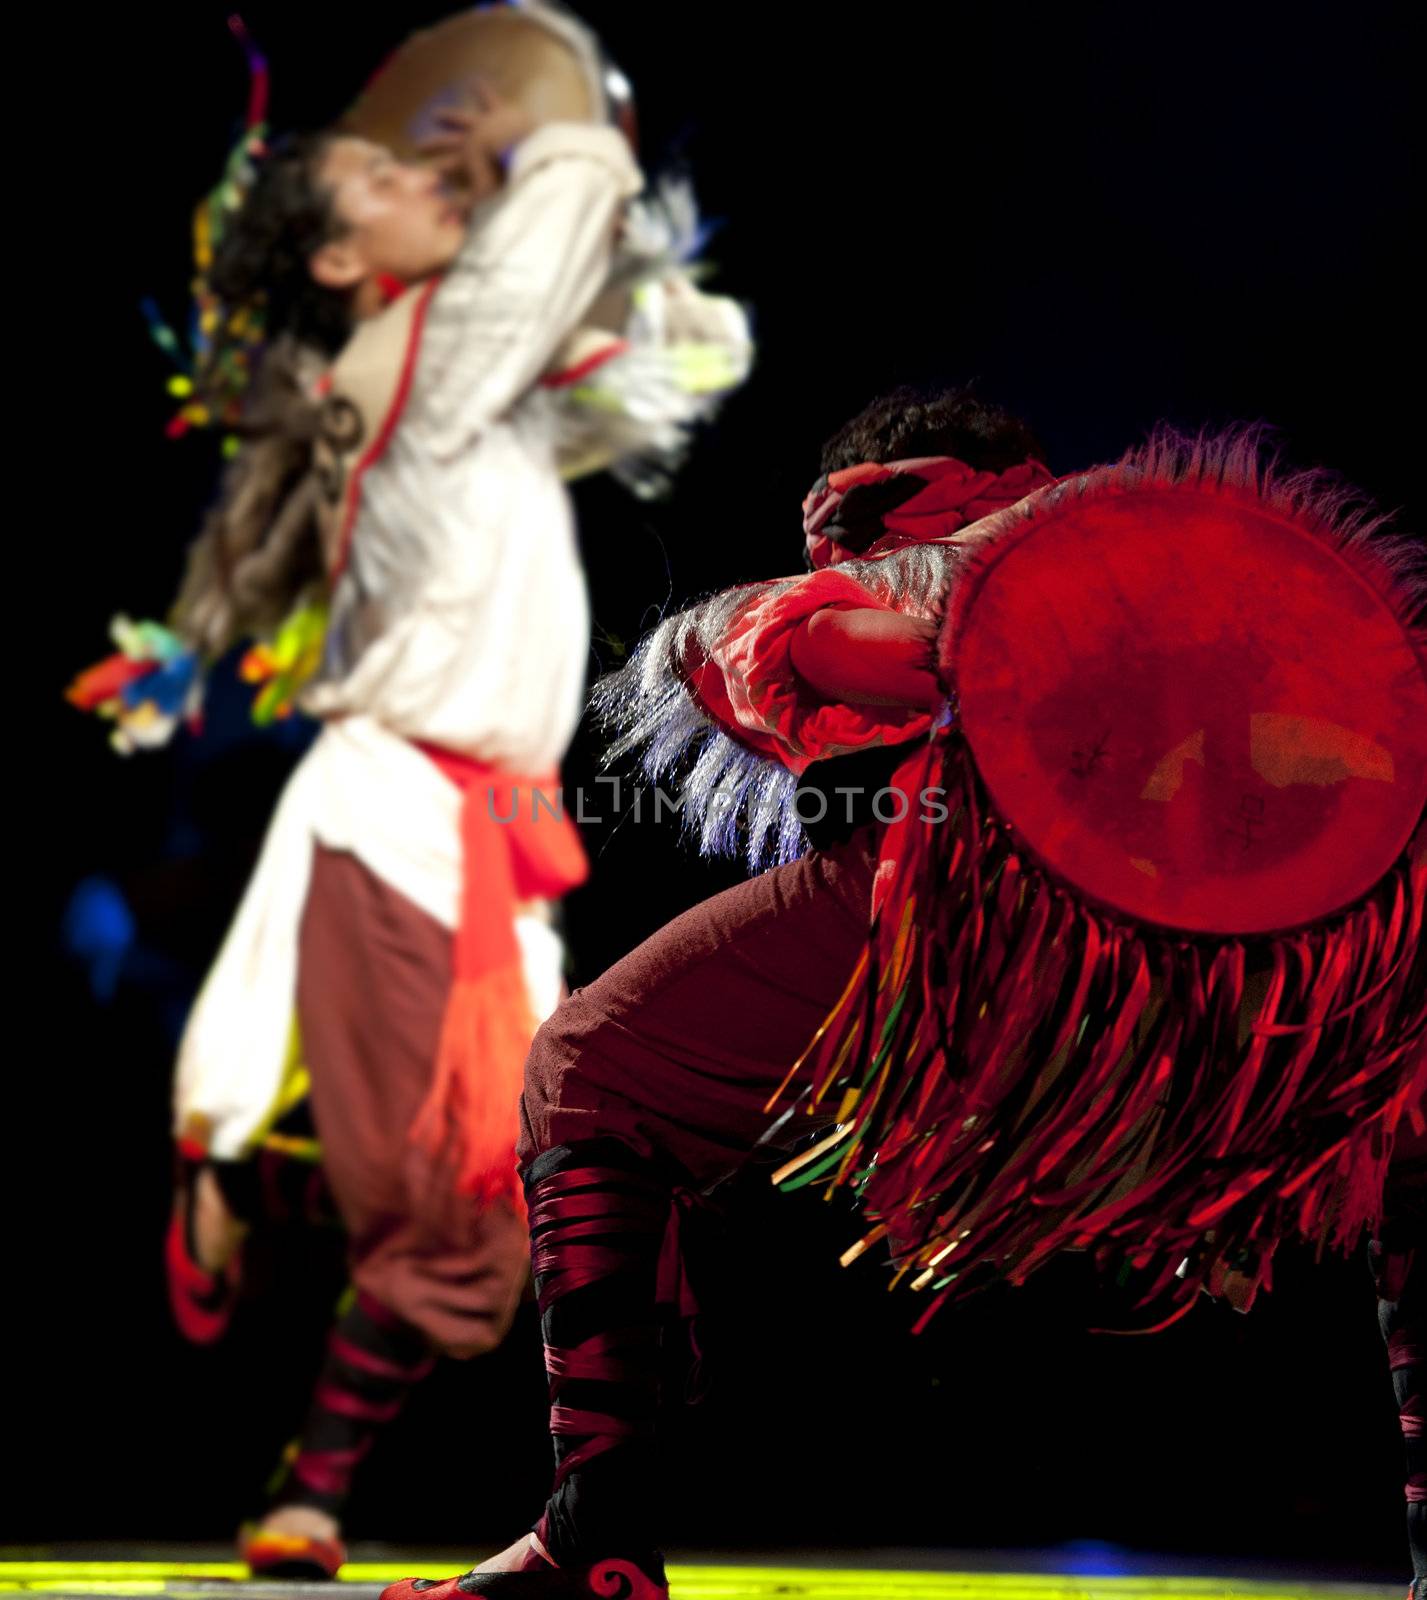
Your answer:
[170,132,352,661]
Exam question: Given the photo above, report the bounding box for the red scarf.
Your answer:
[410,748,589,1207]
[802,455,1057,570]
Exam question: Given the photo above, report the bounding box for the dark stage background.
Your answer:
[20,0,1418,1582]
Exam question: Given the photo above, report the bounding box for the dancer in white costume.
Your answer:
[69,4,750,1577]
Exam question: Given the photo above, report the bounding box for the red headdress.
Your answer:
[801,456,1057,570]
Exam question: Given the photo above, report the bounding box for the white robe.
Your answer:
[175,123,642,1158]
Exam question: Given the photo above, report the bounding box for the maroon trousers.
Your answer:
[518,828,878,1184]
[298,844,529,1358]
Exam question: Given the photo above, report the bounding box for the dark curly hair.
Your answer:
[821,384,1048,475]
[207,130,352,362]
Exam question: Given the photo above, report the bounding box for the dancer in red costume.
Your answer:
[380,385,1426,1600]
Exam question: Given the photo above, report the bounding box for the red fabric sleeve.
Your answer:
[698,571,935,776]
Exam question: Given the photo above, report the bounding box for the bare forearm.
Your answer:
[789,607,942,709]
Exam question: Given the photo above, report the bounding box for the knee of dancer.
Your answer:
[434,1294,523,1361]
[439,1328,504,1362]
[436,1244,531,1361]
[519,1001,691,1181]
[527,1003,580,1081]
[518,1004,597,1165]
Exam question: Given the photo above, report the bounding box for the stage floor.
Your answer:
[0,1551,1397,1600]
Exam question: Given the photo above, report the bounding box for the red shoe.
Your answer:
[380,1541,667,1599]
[240,1523,347,1580]
[164,1202,240,1345]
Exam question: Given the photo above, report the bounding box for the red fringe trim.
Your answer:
[774,734,1427,1325]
